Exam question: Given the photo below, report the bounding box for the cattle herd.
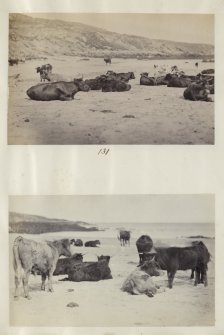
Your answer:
[22,60,215,102]
[12,231,211,300]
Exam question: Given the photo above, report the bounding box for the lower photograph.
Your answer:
[9,194,215,327]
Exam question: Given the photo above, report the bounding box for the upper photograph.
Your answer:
[8,13,214,145]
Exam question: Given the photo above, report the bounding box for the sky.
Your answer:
[27,13,214,45]
[9,195,214,225]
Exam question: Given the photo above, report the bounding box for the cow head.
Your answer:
[56,239,72,257]
[98,255,110,264]
[36,67,41,73]
[129,72,135,79]
[74,78,90,92]
[140,256,161,277]
[95,240,101,245]
[140,72,148,77]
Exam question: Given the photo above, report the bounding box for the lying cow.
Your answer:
[142,241,210,288]
[101,76,131,92]
[85,240,101,247]
[26,78,90,101]
[183,81,212,101]
[68,255,112,281]
[84,75,106,90]
[53,253,83,275]
[106,71,135,82]
[13,236,71,299]
[121,258,163,297]
[140,73,167,86]
[71,238,83,246]
[165,74,192,87]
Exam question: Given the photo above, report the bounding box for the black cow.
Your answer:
[165,74,192,87]
[142,241,210,289]
[104,56,112,65]
[201,69,214,75]
[195,62,199,68]
[183,81,212,101]
[26,79,90,101]
[85,240,101,247]
[68,255,112,281]
[101,77,131,92]
[140,73,167,86]
[71,238,83,247]
[9,58,19,66]
[53,253,83,275]
[106,71,135,82]
[136,235,157,264]
[118,230,131,246]
[84,75,106,90]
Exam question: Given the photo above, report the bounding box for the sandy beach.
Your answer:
[8,57,214,145]
[9,230,215,327]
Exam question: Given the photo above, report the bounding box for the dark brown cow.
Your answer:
[26,79,90,101]
[183,81,212,101]
[141,241,210,289]
[136,235,157,264]
[13,236,71,299]
[104,56,112,65]
[68,255,112,281]
[85,240,101,247]
[118,230,131,246]
[101,77,131,92]
[53,253,83,275]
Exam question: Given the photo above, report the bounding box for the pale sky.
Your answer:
[9,195,214,225]
[27,13,214,45]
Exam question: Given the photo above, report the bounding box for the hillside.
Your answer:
[9,212,99,234]
[9,14,214,59]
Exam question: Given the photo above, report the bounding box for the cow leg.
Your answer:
[14,271,21,299]
[190,269,195,279]
[167,271,175,289]
[48,269,55,292]
[41,273,47,290]
[22,271,31,299]
[194,267,200,286]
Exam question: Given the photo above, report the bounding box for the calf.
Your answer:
[26,79,89,101]
[13,236,71,299]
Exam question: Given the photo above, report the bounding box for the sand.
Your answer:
[9,233,215,327]
[8,57,214,144]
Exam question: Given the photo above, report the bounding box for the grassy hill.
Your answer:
[9,14,214,60]
[9,212,99,234]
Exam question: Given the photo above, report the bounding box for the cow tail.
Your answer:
[13,236,23,276]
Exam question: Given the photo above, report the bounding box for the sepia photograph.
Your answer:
[9,194,215,327]
[8,13,214,145]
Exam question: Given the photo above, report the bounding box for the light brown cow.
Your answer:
[13,236,71,299]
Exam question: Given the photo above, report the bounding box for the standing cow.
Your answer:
[136,235,157,264]
[104,56,111,65]
[13,236,71,299]
[118,230,131,246]
[141,241,210,289]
